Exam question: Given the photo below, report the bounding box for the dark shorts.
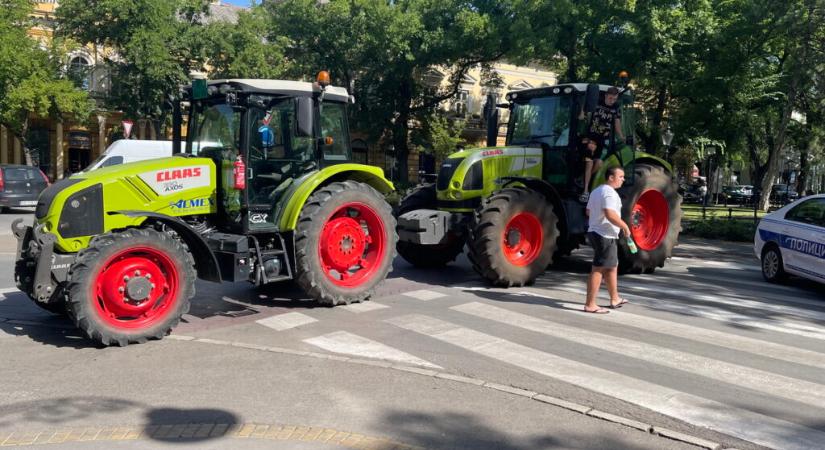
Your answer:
[588,232,618,268]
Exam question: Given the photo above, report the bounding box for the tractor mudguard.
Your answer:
[276,164,394,231]
[592,147,671,187]
[111,211,222,283]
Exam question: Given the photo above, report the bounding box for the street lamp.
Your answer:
[661,127,674,163]
[703,145,717,218]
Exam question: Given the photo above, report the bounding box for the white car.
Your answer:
[754,193,825,284]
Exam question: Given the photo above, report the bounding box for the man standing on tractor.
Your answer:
[579,86,625,203]
[584,166,631,313]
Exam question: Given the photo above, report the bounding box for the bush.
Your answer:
[683,218,757,242]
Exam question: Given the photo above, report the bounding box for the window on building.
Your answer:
[68,56,91,90]
[451,90,470,117]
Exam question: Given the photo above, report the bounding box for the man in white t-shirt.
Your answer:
[584,166,631,313]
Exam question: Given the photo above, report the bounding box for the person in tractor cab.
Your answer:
[579,136,602,202]
[579,86,625,202]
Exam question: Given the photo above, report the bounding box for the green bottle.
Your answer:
[626,235,638,254]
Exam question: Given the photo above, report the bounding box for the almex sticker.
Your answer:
[138,165,211,195]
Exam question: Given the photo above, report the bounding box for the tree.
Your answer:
[0,0,93,165]
[266,0,516,184]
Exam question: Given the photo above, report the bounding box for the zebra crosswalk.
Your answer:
[239,269,825,450]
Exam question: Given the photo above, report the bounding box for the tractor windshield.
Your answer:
[508,96,573,148]
[247,99,313,163]
[188,102,242,159]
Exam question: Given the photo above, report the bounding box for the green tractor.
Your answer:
[14,73,397,345]
[397,80,682,285]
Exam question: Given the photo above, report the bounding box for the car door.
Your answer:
[782,198,825,283]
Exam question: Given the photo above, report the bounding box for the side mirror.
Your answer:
[486,108,499,147]
[584,84,600,113]
[296,97,314,138]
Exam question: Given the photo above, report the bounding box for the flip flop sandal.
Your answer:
[583,307,610,314]
[610,298,629,309]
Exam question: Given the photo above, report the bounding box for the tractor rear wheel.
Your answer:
[468,187,559,287]
[295,181,396,305]
[66,228,196,346]
[618,164,682,274]
[396,184,464,268]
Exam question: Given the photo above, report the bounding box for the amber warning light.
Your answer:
[317,71,331,87]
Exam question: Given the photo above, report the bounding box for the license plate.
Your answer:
[19,201,37,206]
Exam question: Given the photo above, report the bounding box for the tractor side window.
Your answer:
[509,96,572,147]
[319,102,350,162]
[190,103,241,159]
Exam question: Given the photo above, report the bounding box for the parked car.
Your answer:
[681,182,707,204]
[755,193,825,284]
[770,184,799,204]
[0,164,50,213]
[81,139,173,172]
[727,184,754,204]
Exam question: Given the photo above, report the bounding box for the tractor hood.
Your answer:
[435,145,543,210]
[35,156,218,252]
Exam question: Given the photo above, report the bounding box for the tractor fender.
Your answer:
[111,211,222,283]
[499,177,570,241]
[276,164,394,231]
[593,149,672,186]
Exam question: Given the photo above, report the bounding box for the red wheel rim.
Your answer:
[318,202,386,288]
[630,189,669,251]
[94,247,180,330]
[502,212,543,266]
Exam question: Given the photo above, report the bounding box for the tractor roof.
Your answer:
[509,83,620,98]
[191,79,351,103]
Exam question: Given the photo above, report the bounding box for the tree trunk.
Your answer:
[391,80,413,186]
[758,0,815,210]
[649,85,668,155]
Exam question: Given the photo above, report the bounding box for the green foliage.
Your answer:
[418,114,465,160]
[683,218,757,242]
[0,0,93,149]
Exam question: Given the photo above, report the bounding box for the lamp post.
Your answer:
[661,127,674,163]
[702,145,717,219]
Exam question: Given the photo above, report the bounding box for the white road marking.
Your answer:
[452,302,825,408]
[340,302,388,313]
[255,312,317,331]
[546,285,825,341]
[386,314,825,450]
[402,289,447,301]
[528,294,825,370]
[304,331,441,369]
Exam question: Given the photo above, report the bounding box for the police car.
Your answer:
[754,193,825,284]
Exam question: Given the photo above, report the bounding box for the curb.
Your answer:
[171,334,726,449]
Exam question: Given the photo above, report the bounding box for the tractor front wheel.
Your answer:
[396,184,464,268]
[295,181,396,305]
[468,187,559,287]
[618,164,682,274]
[66,228,196,346]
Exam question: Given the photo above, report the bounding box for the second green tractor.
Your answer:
[397,81,683,285]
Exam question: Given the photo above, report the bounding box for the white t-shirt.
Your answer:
[587,184,622,238]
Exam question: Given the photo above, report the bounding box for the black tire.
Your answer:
[66,228,196,346]
[468,187,559,287]
[396,184,464,268]
[618,164,682,274]
[761,245,787,283]
[295,181,396,305]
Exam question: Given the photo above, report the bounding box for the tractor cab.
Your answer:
[175,73,353,233]
[496,82,636,193]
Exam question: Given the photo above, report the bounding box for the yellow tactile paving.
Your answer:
[0,424,421,448]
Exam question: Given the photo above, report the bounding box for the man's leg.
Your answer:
[581,159,594,202]
[585,267,604,311]
[605,267,621,306]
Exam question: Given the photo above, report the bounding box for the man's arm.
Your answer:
[614,117,625,140]
[604,208,630,237]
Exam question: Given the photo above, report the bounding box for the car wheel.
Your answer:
[761,245,787,283]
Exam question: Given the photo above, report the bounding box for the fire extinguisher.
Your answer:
[233,156,246,190]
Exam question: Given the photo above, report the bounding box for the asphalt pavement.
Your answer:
[1,208,824,449]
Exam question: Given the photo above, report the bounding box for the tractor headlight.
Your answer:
[450,190,463,200]
[58,184,104,238]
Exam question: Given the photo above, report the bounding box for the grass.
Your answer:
[680,204,766,222]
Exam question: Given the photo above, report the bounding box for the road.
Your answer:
[1,208,824,449]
